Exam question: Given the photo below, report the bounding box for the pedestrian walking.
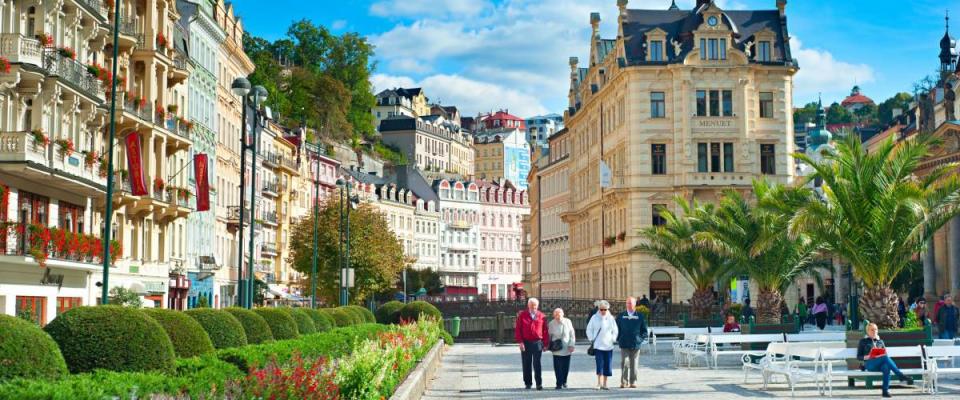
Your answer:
[639,294,650,307]
[548,308,575,390]
[916,299,930,325]
[616,297,647,389]
[514,297,549,390]
[897,296,907,328]
[586,300,618,391]
[813,296,828,330]
[936,296,959,340]
[741,298,755,323]
[796,298,808,329]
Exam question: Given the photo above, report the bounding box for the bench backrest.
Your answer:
[710,333,784,344]
[922,345,960,358]
[790,345,823,360]
[819,347,858,361]
[884,346,923,358]
[765,341,790,355]
[652,327,721,336]
[787,332,846,342]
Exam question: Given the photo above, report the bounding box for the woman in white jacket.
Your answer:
[586,300,618,390]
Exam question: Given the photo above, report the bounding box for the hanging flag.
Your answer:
[125,132,147,196]
[194,153,210,211]
[599,160,612,188]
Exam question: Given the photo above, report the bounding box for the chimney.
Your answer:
[590,12,600,39]
[617,0,628,37]
[777,0,787,17]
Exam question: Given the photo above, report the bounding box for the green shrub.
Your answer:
[440,330,455,346]
[224,307,274,344]
[328,308,355,327]
[375,301,405,324]
[253,308,299,340]
[44,306,175,374]
[141,308,215,358]
[336,306,363,325]
[280,308,317,335]
[184,309,247,349]
[399,301,442,322]
[301,308,333,332]
[215,324,388,372]
[345,305,376,323]
[317,309,339,328]
[0,314,67,381]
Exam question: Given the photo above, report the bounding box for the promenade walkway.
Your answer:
[423,343,960,399]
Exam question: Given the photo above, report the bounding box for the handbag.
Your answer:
[587,319,600,356]
[548,320,565,352]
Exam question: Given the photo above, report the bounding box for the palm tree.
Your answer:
[635,198,732,319]
[792,134,960,328]
[696,181,823,324]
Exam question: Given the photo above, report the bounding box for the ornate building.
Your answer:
[563,0,796,301]
[476,180,528,300]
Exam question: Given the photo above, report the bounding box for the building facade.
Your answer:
[372,87,429,131]
[564,0,796,302]
[473,128,530,189]
[476,181,529,300]
[525,113,564,153]
[534,128,572,299]
[434,179,480,297]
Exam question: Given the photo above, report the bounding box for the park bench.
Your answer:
[920,344,960,394]
[819,346,927,397]
[761,344,828,395]
[709,333,786,369]
[652,326,721,354]
[786,332,846,342]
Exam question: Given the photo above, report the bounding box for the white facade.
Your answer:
[435,180,480,292]
[477,183,529,300]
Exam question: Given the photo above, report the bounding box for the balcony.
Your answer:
[448,220,473,230]
[681,172,752,187]
[0,222,109,270]
[281,157,299,174]
[261,211,278,227]
[168,48,188,86]
[0,131,48,165]
[0,132,105,195]
[261,180,279,197]
[0,34,43,67]
[43,50,104,101]
[225,206,250,233]
[263,152,280,169]
[261,242,278,256]
[108,19,140,51]
[73,0,107,21]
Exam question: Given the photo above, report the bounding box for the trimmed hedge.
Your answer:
[301,308,333,332]
[0,314,67,381]
[184,309,248,349]
[399,301,442,322]
[224,307,274,344]
[253,308,299,340]
[375,301,405,324]
[44,306,176,374]
[327,308,356,327]
[339,306,365,325]
[441,330,455,346]
[281,308,317,335]
[141,308,215,358]
[317,309,339,328]
[215,324,389,372]
[345,305,376,324]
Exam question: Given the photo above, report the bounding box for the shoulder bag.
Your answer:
[587,318,601,356]
[549,320,565,352]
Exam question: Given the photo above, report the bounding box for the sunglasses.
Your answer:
[599,309,609,312]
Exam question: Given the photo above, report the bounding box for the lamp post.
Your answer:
[230,77,251,308]
[309,119,320,309]
[101,0,123,305]
[336,178,351,306]
[246,85,268,308]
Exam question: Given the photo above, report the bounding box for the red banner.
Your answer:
[125,132,147,196]
[194,153,210,211]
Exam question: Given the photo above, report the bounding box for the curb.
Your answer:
[390,340,446,400]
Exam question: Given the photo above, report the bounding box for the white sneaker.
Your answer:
[595,385,601,390]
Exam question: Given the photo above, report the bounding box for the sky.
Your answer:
[230,0,954,118]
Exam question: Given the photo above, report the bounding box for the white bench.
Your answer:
[742,342,789,383]
[675,334,712,368]
[819,346,927,397]
[652,326,721,355]
[786,332,846,342]
[762,344,828,394]
[921,345,960,394]
[709,333,786,369]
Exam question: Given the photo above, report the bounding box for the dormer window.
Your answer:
[758,41,771,62]
[700,38,727,60]
[650,41,664,61]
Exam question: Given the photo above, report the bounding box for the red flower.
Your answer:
[0,57,10,74]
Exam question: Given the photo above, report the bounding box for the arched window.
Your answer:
[649,270,673,303]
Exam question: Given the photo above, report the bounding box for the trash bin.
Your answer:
[450,316,461,337]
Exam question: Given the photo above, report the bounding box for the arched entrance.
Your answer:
[649,270,672,303]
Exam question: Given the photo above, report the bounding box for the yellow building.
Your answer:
[258,121,300,294]
[562,0,796,302]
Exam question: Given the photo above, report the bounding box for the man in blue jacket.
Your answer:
[616,296,648,389]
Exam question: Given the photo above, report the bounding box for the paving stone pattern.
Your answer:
[423,343,960,399]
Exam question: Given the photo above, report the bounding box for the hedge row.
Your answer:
[141,308,215,358]
[0,325,389,399]
[184,309,248,349]
[0,315,67,381]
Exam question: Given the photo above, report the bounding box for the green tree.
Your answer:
[109,287,143,308]
[793,101,820,126]
[826,102,852,125]
[792,135,960,328]
[853,103,878,124]
[696,181,823,324]
[877,92,913,126]
[288,198,407,305]
[635,198,733,319]
[403,267,444,296]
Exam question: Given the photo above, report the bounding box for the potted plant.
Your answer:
[57,46,76,59]
[156,32,167,48]
[83,150,98,169]
[97,155,108,177]
[617,231,626,241]
[1,56,11,74]
[155,104,165,119]
[154,177,165,192]
[30,129,49,147]
[36,33,53,47]
[167,104,178,113]
[54,138,74,157]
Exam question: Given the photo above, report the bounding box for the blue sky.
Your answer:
[230,0,953,117]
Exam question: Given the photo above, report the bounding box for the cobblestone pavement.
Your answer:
[422,343,960,399]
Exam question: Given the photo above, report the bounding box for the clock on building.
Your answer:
[707,16,718,26]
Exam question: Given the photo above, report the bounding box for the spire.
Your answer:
[668,0,679,10]
[941,9,958,71]
[816,94,825,128]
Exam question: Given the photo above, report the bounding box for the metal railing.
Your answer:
[0,33,43,66]
[75,0,106,19]
[262,180,279,195]
[261,242,278,254]
[43,50,103,99]
[262,211,278,225]
[118,19,138,37]
[0,222,105,264]
[123,96,154,122]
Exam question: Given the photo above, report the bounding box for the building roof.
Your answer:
[841,94,875,106]
[375,87,424,100]
[619,5,791,66]
[383,165,439,204]
[341,166,386,186]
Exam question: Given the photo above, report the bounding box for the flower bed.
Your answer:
[0,318,442,399]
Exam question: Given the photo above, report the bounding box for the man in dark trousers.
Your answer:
[515,297,549,390]
[936,296,959,340]
[616,296,648,389]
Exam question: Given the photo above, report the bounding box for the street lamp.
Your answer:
[101,0,123,305]
[232,77,268,309]
[336,178,351,306]
[307,117,320,309]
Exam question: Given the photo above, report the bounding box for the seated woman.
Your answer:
[856,323,913,398]
[722,314,741,333]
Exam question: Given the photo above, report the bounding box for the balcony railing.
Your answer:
[0,33,43,66]
[75,0,106,19]
[261,242,278,255]
[164,118,191,140]
[0,222,107,265]
[43,50,104,100]
[122,96,154,122]
[262,211,278,225]
[262,181,279,196]
[118,19,138,38]
[0,131,48,164]
[263,152,280,167]
[171,48,188,70]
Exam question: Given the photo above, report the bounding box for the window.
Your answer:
[758,41,771,62]
[16,296,45,326]
[652,204,667,226]
[650,41,663,61]
[710,143,721,172]
[700,38,706,60]
[760,92,774,118]
[56,297,82,315]
[650,92,665,118]
[697,143,708,172]
[761,144,777,175]
[709,90,720,117]
[651,144,666,175]
[720,39,727,60]
[722,90,733,117]
[708,39,718,60]
[696,90,707,116]
[723,143,734,172]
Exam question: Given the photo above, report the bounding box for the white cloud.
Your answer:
[330,20,347,30]
[792,37,876,101]
[371,73,548,118]
[369,0,492,19]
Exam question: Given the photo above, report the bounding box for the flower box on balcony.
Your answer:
[30,129,49,148]
[54,138,74,158]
